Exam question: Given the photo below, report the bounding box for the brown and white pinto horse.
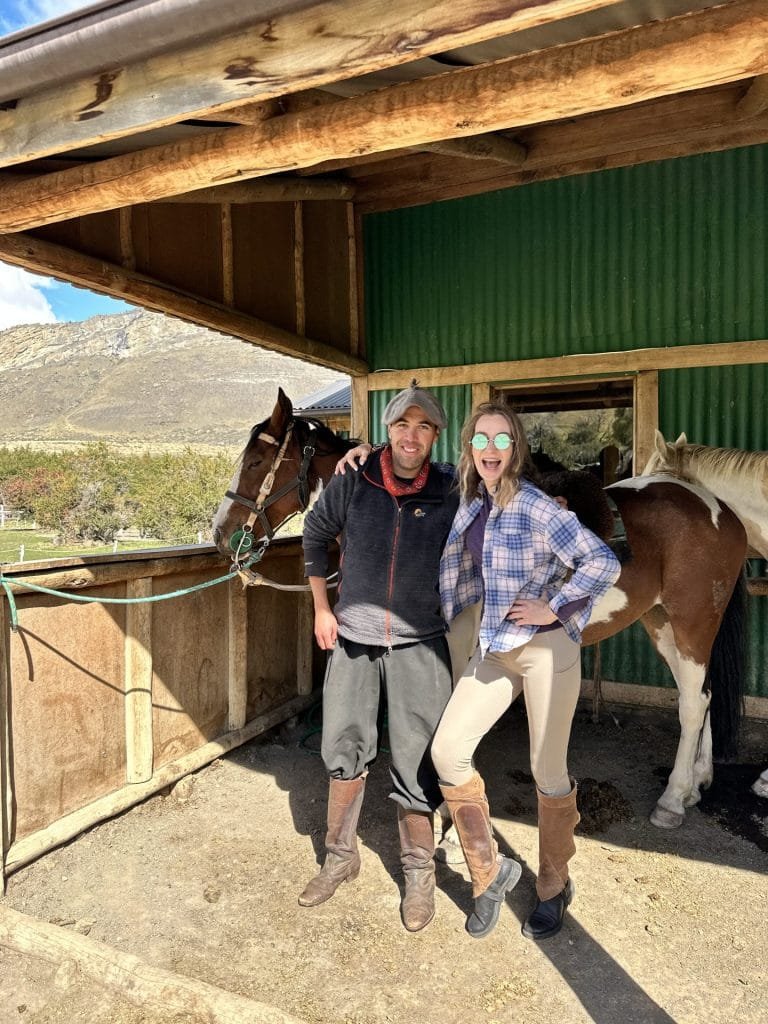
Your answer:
[212,393,748,828]
[643,430,768,799]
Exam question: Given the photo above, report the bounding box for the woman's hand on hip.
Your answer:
[506,598,558,626]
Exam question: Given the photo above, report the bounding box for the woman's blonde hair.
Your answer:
[456,402,534,505]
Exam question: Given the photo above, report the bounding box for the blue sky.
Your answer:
[0,1,133,328]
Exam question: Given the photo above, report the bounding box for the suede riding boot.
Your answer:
[397,806,436,932]
[298,776,366,907]
[440,773,522,939]
[522,782,580,940]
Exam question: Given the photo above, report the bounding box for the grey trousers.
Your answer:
[321,635,453,813]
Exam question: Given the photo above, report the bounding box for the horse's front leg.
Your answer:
[642,610,711,828]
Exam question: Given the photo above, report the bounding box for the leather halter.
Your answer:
[224,421,316,566]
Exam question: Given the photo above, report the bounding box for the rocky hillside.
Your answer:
[0,310,346,449]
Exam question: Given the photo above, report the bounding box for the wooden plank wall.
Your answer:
[0,541,321,884]
[28,198,357,359]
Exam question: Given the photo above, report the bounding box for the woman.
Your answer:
[432,403,620,941]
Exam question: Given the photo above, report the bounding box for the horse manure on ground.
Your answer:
[577,778,634,833]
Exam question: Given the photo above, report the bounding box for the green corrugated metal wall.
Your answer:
[364,145,768,698]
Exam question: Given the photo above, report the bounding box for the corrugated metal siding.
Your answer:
[369,386,470,465]
[364,146,768,699]
[365,144,768,370]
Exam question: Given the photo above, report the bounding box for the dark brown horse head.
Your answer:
[212,388,353,561]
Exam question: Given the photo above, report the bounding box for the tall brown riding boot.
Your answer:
[397,806,436,932]
[522,782,580,940]
[440,772,522,939]
[298,776,366,907]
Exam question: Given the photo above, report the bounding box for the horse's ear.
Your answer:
[674,432,687,446]
[268,388,294,431]
[653,430,667,455]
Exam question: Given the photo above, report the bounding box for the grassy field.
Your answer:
[0,526,168,566]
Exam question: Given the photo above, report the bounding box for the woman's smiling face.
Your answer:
[471,412,514,489]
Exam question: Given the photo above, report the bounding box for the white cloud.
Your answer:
[0,262,58,329]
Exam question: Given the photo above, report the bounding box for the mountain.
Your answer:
[0,310,346,450]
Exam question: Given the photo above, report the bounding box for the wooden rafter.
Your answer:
[0,0,625,169]
[0,232,367,376]
[736,74,768,118]
[352,83,768,210]
[419,134,526,165]
[156,178,354,203]
[0,0,766,232]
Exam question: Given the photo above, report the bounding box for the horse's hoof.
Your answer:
[752,777,768,799]
[650,805,684,828]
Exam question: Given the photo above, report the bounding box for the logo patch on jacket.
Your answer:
[413,508,426,518]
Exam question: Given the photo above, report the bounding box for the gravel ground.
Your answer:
[1,701,766,1024]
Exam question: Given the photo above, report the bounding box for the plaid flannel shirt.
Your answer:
[440,480,621,656]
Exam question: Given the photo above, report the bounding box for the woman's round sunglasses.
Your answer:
[470,431,514,451]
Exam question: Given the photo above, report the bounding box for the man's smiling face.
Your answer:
[387,405,439,478]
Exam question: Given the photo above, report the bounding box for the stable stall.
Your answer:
[1,0,767,909]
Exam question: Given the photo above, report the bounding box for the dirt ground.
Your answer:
[1,700,767,1024]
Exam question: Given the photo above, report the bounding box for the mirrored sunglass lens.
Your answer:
[493,433,512,450]
[471,433,489,450]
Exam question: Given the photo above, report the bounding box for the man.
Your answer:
[299,382,458,932]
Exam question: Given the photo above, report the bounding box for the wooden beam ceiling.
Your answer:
[0,232,367,376]
[351,83,768,210]
[0,0,625,170]
[156,178,354,203]
[1,0,766,233]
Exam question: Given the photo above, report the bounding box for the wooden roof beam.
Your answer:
[355,83,768,210]
[0,0,626,169]
[155,177,354,203]
[419,133,526,165]
[736,75,768,118]
[0,232,367,376]
[0,0,767,232]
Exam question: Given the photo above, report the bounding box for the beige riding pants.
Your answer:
[431,628,581,797]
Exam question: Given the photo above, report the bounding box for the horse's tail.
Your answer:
[709,568,747,762]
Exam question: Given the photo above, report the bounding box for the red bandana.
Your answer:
[380,446,430,496]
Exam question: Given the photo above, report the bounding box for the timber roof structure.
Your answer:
[1,0,766,375]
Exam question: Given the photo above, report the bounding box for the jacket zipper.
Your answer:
[384,500,403,654]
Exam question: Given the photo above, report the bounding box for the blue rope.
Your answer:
[0,559,256,633]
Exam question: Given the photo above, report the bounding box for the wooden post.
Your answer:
[351,374,369,442]
[221,202,234,307]
[296,592,314,697]
[471,382,492,409]
[227,579,248,732]
[294,201,305,336]
[633,370,659,474]
[124,578,154,784]
[0,596,10,892]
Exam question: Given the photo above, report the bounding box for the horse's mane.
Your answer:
[682,443,768,485]
[293,415,358,454]
[241,414,357,461]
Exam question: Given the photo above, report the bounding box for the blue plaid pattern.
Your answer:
[440,480,621,656]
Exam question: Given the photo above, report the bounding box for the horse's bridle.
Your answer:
[224,420,316,572]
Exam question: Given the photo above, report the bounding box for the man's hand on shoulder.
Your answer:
[335,443,373,475]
